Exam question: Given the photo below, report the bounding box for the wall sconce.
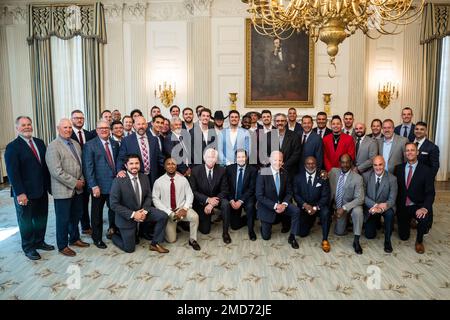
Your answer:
[377,81,399,109]
[154,81,176,108]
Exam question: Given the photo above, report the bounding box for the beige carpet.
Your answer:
[0,187,449,300]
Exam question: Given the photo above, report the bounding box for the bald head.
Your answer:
[354,122,366,137]
[372,155,386,175]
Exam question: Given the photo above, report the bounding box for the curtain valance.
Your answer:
[421,3,450,45]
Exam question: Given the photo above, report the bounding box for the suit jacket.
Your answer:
[219,128,251,165]
[189,125,218,165]
[329,168,364,211]
[395,123,415,142]
[312,127,332,139]
[109,173,153,229]
[377,134,408,174]
[225,164,257,204]
[71,129,95,148]
[299,131,324,170]
[367,133,384,140]
[355,135,378,173]
[163,131,191,174]
[323,133,355,172]
[265,129,301,175]
[394,163,435,212]
[45,137,84,199]
[255,167,292,223]
[5,137,50,199]
[362,170,397,211]
[287,122,303,137]
[116,132,164,188]
[418,139,440,178]
[342,128,356,139]
[293,169,330,208]
[189,164,229,206]
[82,136,120,194]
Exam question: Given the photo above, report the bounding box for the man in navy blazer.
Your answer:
[299,115,323,170]
[116,116,164,189]
[394,107,415,142]
[226,149,258,241]
[256,151,300,249]
[5,116,54,260]
[293,156,331,252]
[71,109,96,235]
[312,111,332,139]
[394,142,435,254]
[413,122,440,179]
[83,120,120,248]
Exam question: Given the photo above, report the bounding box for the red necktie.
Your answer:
[28,139,40,163]
[405,165,413,206]
[104,141,115,173]
[170,178,176,210]
[78,130,84,147]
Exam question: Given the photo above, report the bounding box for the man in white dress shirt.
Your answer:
[152,158,201,250]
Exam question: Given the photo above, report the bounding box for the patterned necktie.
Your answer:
[140,136,150,174]
[275,172,280,196]
[406,165,413,205]
[375,176,381,195]
[78,130,84,147]
[170,177,176,210]
[67,140,81,167]
[403,126,408,138]
[132,176,141,206]
[335,172,345,208]
[318,129,322,137]
[236,168,243,200]
[28,139,40,163]
[104,141,115,173]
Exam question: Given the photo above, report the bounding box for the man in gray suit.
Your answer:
[378,119,408,174]
[109,153,169,253]
[46,118,90,257]
[354,122,378,174]
[329,154,364,254]
[363,156,397,253]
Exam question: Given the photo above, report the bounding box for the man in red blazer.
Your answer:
[323,115,355,171]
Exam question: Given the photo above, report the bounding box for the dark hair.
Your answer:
[153,114,165,122]
[405,142,418,150]
[130,109,143,117]
[235,148,248,158]
[288,107,297,112]
[170,105,180,113]
[261,109,272,116]
[183,107,193,114]
[343,111,354,118]
[316,111,327,118]
[416,121,427,128]
[302,115,313,122]
[112,109,120,113]
[331,115,342,122]
[122,115,132,121]
[101,110,112,117]
[110,120,123,130]
[228,110,240,117]
[200,108,211,117]
[196,105,204,113]
[125,153,141,164]
[151,106,161,113]
[371,118,382,126]
[71,109,84,116]
[383,119,395,127]
[402,107,413,112]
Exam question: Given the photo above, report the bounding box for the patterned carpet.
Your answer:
[0,187,449,300]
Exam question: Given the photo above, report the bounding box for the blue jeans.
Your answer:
[54,194,83,250]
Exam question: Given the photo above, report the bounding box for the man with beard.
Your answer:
[353,122,378,174]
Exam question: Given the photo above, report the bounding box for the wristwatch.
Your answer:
[313,206,318,211]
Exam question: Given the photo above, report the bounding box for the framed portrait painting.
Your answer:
[245,19,314,106]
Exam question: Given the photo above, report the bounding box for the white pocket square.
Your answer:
[421,152,428,155]
[316,183,322,187]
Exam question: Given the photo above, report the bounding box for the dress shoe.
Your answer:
[149,243,169,253]
[288,237,299,249]
[222,232,232,244]
[59,247,76,257]
[189,240,201,251]
[141,232,153,241]
[82,228,92,235]
[321,240,331,253]
[94,240,107,249]
[36,242,55,251]
[249,230,257,241]
[353,241,363,254]
[70,240,90,248]
[415,242,425,254]
[135,235,140,245]
[25,251,41,260]
[384,241,393,253]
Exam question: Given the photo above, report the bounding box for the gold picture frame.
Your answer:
[245,19,315,106]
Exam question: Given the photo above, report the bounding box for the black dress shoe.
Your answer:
[189,240,201,251]
[353,241,363,254]
[95,240,107,249]
[288,237,299,249]
[142,232,153,241]
[135,235,140,245]
[384,241,393,253]
[36,242,55,251]
[25,251,41,260]
[222,232,232,244]
[249,231,257,241]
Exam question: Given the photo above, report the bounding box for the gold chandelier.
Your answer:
[243,0,424,77]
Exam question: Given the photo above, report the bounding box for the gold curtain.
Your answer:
[420,3,450,141]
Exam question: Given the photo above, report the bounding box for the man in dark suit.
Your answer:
[71,109,95,235]
[109,154,168,253]
[394,107,415,142]
[299,115,323,170]
[83,120,120,249]
[287,107,303,137]
[256,151,301,249]
[190,108,218,165]
[342,111,356,138]
[312,111,332,139]
[226,149,258,241]
[395,142,435,254]
[5,116,54,260]
[189,148,232,243]
[293,156,330,252]
[414,121,440,179]
[164,117,192,176]
[147,114,165,154]
[363,156,397,253]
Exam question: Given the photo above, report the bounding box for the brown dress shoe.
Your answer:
[149,243,169,253]
[71,240,90,248]
[415,242,425,254]
[321,240,331,253]
[59,247,76,257]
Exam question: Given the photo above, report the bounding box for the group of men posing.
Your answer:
[5,105,439,260]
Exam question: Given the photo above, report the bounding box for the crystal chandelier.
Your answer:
[243,0,424,77]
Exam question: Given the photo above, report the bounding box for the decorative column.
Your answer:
[186,0,213,108]
[347,30,367,123]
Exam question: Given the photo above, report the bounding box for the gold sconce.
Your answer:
[229,92,237,110]
[154,82,176,108]
[377,81,399,109]
[323,93,332,116]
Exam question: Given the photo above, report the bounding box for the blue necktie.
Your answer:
[236,168,243,200]
[275,172,280,196]
[335,172,345,208]
[67,140,81,167]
